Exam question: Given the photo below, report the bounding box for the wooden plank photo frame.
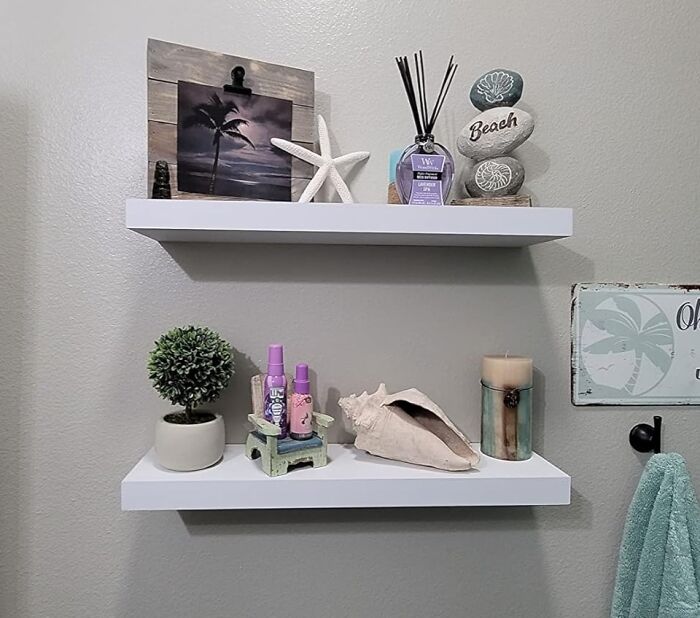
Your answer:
[147,39,315,200]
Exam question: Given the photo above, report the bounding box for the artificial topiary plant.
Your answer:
[148,325,234,424]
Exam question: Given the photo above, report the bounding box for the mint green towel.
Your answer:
[611,453,700,618]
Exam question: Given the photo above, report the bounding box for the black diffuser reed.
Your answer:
[395,51,458,142]
[393,51,457,205]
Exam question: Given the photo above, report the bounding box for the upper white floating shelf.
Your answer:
[121,444,571,511]
[126,199,573,247]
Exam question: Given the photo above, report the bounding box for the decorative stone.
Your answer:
[457,108,534,161]
[151,160,171,199]
[465,156,524,198]
[469,69,523,111]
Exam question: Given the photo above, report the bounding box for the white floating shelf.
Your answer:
[121,444,570,511]
[126,199,572,247]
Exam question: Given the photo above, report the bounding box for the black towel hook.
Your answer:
[629,415,662,454]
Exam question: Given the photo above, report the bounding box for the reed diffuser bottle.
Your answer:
[395,52,458,205]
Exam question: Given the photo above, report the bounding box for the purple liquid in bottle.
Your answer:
[395,135,454,205]
[263,344,288,438]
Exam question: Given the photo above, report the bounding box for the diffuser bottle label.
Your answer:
[409,154,445,205]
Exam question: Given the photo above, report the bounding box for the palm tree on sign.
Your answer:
[585,296,673,394]
[182,93,254,194]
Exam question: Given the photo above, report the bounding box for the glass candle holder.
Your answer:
[395,135,454,205]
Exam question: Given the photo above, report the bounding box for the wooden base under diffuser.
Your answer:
[480,355,533,461]
[451,195,531,207]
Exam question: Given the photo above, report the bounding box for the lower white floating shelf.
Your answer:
[121,444,571,510]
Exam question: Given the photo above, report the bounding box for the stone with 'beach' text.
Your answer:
[457,108,534,161]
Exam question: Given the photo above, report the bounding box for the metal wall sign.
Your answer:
[572,283,700,405]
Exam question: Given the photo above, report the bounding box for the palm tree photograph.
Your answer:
[176,81,293,200]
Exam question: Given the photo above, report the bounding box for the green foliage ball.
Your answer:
[148,325,234,412]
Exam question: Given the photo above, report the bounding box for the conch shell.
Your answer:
[339,384,479,471]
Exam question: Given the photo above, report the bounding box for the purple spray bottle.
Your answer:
[264,344,288,438]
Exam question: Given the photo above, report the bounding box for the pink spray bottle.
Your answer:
[290,363,314,440]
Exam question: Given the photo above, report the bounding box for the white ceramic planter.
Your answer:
[154,412,225,471]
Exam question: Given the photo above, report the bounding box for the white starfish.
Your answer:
[271,115,370,203]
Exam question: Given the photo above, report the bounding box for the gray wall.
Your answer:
[1,1,699,616]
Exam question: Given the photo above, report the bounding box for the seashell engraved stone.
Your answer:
[338,384,479,471]
[469,69,523,111]
[465,156,524,198]
[457,108,534,161]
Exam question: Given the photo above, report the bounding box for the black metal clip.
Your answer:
[503,388,520,409]
[629,415,662,454]
[224,66,252,95]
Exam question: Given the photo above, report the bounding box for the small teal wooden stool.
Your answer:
[246,375,334,477]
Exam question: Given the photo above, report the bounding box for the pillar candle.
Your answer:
[481,355,533,461]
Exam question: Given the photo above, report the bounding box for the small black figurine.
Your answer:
[152,160,171,199]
